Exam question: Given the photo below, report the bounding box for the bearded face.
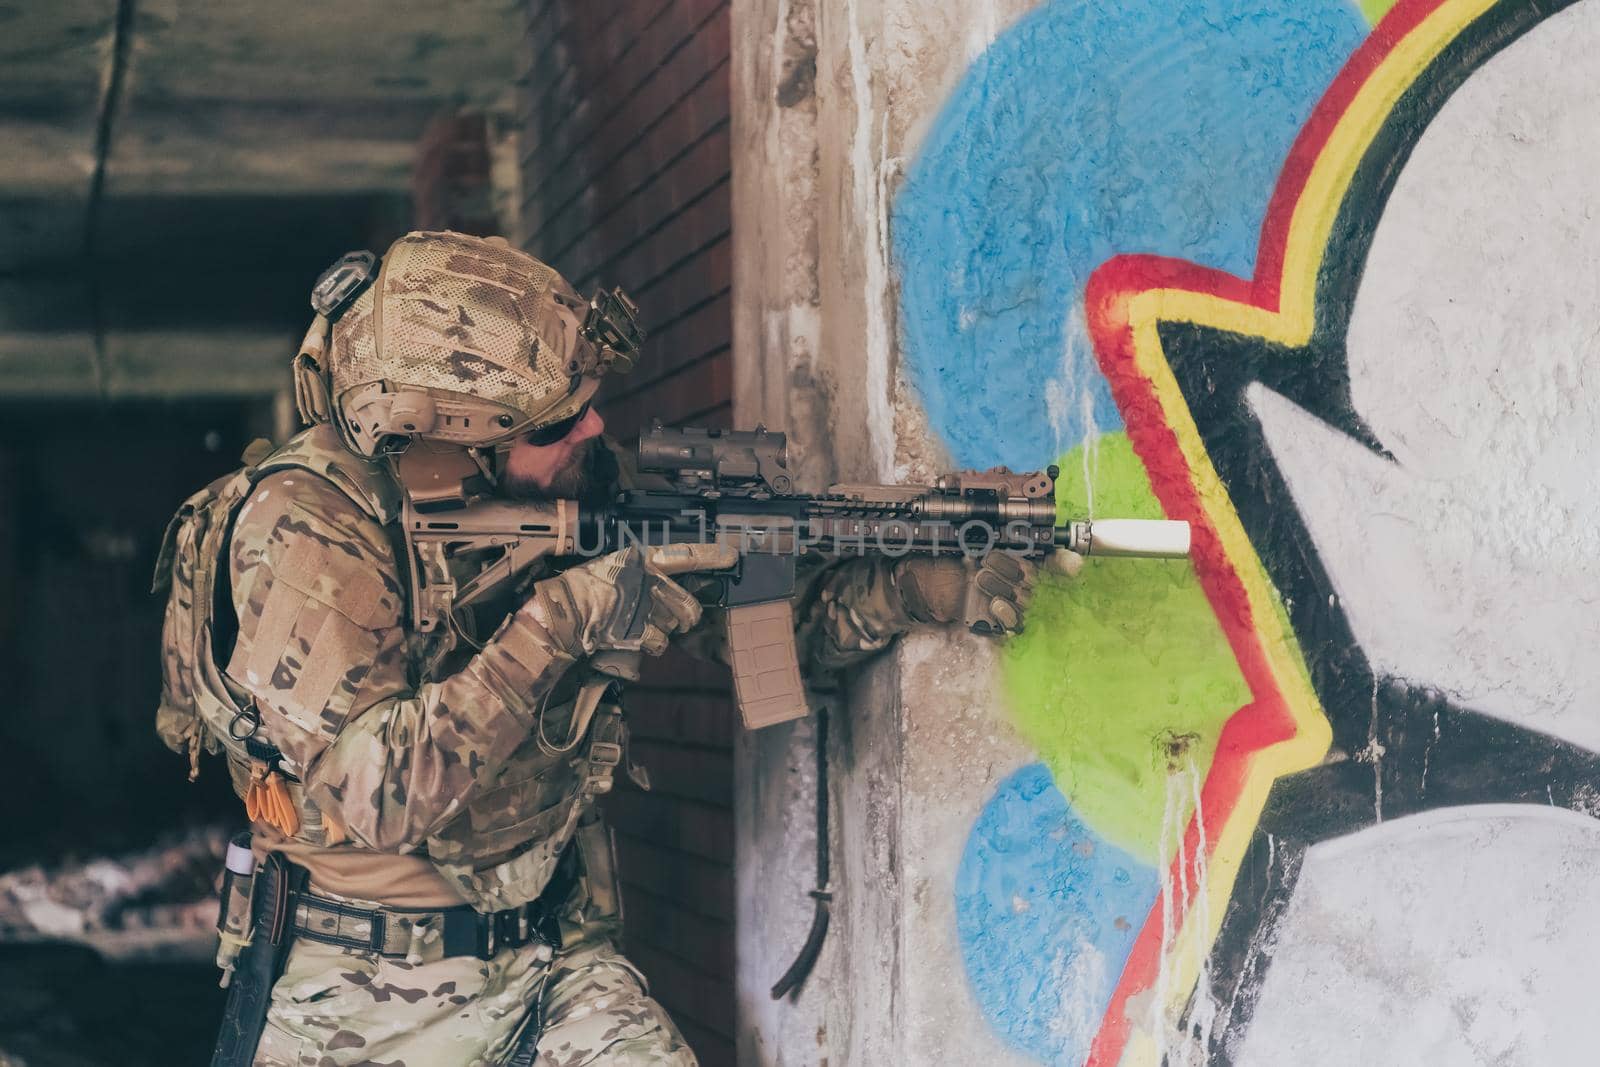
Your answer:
[496,405,614,502]
[499,436,614,501]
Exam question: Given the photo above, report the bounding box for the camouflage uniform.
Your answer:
[153,231,961,1065]
[252,911,682,1066]
[214,429,921,1066]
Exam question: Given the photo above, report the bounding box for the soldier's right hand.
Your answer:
[527,542,740,658]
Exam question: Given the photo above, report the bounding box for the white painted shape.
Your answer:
[1251,0,1600,751]
[1048,940,1108,1056]
[1238,805,1600,1067]
[1250,383,1600,752]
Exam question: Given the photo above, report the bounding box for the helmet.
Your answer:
[292,231,641,458]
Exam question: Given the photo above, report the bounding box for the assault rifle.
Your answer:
[395,424,1190,730]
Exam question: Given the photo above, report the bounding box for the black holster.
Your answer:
[211,852,305,1067]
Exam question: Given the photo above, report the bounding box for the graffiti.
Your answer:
[892,0,1368,474]
[1111,0,1600,1060]
[897,0,1600,1062]
[892,2,1368,1060]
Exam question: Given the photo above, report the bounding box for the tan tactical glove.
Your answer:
[528,542,741,658]
[896,550,1082,636]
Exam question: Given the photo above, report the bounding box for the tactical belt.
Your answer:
[288,887,562,963]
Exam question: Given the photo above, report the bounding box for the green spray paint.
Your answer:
[1001,432,1249,866]
[1358,0,1399,25]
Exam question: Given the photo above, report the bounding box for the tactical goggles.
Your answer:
[522,401,593,446]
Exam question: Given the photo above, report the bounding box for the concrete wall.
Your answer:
[733,0,1600,1063]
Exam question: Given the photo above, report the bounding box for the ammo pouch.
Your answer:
[429,702,633,913]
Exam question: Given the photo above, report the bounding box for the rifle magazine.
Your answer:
[726,601,809,729]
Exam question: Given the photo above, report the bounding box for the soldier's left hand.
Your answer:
[897,550,1081,637]
[962,549,1082,637]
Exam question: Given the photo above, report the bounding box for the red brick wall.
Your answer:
[518,2,736,1062]
[521,0,732,438]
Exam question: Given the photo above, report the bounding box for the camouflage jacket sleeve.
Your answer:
[227,471,577,851]
[678,554,920,681]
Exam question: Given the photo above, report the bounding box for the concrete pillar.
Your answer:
[731,0,1038,1062]
[737,1,1600,1064]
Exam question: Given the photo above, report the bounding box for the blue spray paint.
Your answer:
[956,765,1158,1064]
[891,0,1369,471]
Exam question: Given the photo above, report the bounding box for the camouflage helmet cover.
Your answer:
[324,231,631,456]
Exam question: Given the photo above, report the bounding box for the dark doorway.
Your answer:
[0,399,271,1065]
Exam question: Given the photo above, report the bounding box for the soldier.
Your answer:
[152,231,1067,1066]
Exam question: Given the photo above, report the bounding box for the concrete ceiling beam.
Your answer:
[0,0,519,400]
[0,328,292,398]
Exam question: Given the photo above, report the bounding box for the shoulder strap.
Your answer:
[251,423,402,525]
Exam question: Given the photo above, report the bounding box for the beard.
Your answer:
[498,437,616,502]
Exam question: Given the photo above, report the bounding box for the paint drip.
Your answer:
[1358,673,1386,823]
[1147,750,1217,1066]
[1421,696,1441,799]
[1184,755,1217,1061]
[1047,302,1102,517]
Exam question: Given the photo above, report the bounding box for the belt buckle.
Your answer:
[588,741,623,768]
[479,907,532,960]
[440,907,487,959]
[494,908,527,953]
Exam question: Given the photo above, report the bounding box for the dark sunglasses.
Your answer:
[522,401,592,446]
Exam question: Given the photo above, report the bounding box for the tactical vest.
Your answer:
[153,424,630,913]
